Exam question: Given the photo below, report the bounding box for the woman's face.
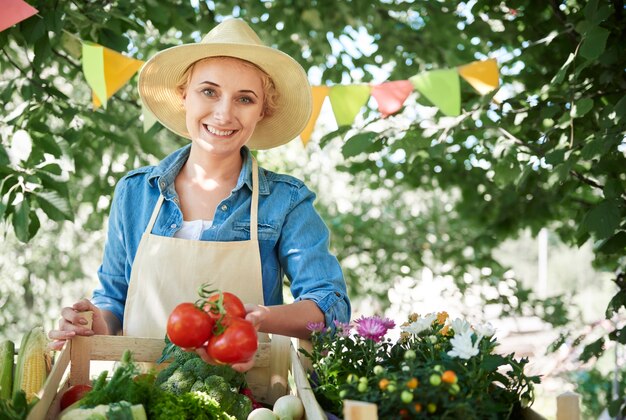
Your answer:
[183,57,265,156]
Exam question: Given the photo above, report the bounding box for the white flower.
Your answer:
[400,313,437,335]
[474,322,496,338]
[449,318,471,335]
[447,330,480,360]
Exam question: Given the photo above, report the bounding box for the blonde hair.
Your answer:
[176,56,279,117]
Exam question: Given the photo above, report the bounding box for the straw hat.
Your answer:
[138,19,312,150]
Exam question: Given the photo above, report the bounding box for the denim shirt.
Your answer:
[92,145,351,329]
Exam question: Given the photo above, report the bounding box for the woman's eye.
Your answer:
[238,96,254,104]
[201,88,216,97]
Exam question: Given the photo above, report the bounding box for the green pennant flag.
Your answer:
[82,42,107,108]
[329,85,371,126]
[410,69,461,116]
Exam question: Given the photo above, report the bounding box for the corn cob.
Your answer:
[13,326,50,402]
[0,340,14,399]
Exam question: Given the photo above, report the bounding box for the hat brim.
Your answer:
[138,42,312,150]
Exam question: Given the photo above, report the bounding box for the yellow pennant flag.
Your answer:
[300,86,330,146]
[329,85,371,127]
[82,42,144,109]
[458,58,499,95]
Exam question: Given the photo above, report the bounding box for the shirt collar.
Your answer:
[148,144,270,196]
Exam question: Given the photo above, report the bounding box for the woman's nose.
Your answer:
[213,98,233,122]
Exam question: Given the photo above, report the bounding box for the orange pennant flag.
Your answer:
[89,45,144,109]
[370,80,414,118]
[458,58,499,95]
[300,86,330,146]
[0,0,38,32]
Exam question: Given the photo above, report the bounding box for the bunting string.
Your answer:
[2,3,500,143]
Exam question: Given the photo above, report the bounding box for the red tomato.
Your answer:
[206,316,258,364]
[204,292,246,320]
[167,302,215,348]
[60,384,93,410]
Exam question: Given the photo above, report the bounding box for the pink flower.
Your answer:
[355,316,395,342]
[333,320,352,337]
[307,321,326,333]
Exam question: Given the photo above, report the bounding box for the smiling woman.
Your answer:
[48,19,351,374]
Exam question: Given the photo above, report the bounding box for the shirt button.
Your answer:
[160,181,165,188]
[221,205,228,211]
[170,224,177,229]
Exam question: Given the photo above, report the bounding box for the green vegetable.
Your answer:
[148,390,236,420]
[0,340,14,400]
[0,390,36,420]
[60,401,147,420]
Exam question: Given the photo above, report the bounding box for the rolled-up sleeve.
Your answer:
[92,179,129,325]
[278,184,351,327]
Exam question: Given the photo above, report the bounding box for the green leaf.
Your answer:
[579,338,604,362]
[545,148,566,165]
[579,26,610,60]
[605,288,626,316]
[596,231,626,255]
[571,98,593,118]
[341,131,379,158]
[12,197,31,243]
[319,126,351,150]
[33,190,73,221]
[581,199,621,239]
[480,354,508,372]
[551,53,575,85]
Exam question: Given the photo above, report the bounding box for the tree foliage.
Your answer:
[0,1,624,363]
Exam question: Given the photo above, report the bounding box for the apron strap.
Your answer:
[146,194,165,234]
[250,157,259,241]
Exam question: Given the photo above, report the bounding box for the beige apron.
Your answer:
[123,157,289,403]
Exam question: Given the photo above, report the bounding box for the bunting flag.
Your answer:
[458,58,499,95]
[409,69,461,117]
[301,86,330,145]
[82,42,144,109]
[329,85,371,126]
[370,80,414,118]
[0,0,38,32]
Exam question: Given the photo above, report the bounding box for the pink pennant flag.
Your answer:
[0,0,38,32]
[370,80,414,118]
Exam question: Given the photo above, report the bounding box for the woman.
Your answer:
[49,19,351,362]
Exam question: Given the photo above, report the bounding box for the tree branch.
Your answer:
[570,170,603,190]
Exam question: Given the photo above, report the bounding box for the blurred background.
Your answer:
[1,1,625,418]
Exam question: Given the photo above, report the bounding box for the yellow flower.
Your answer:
[440,325,450,336]
[408,313,419,322]
[436,311,449,324]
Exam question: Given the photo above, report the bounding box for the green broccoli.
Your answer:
[228,393,253,420]
[155,362,179,386]
[159,368,196,395]
[190,375,236,412]
[181,356,213,380]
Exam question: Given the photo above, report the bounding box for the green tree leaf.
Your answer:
[341,131,380,158]
[12,197,31,243]
[581,200,621,240]
[33,191,73,222]
[580,26,610,60]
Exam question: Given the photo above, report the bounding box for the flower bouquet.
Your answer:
[301,312,540,419]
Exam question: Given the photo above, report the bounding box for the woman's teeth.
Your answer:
[204,125,234,136]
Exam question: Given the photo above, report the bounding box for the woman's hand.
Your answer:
[47,299,110,351]
[194,346,256,372]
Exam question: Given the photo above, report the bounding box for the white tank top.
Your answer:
[172,219,213,240]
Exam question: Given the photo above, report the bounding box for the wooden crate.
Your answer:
[26,333,581,420]
[27,334,327,420]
